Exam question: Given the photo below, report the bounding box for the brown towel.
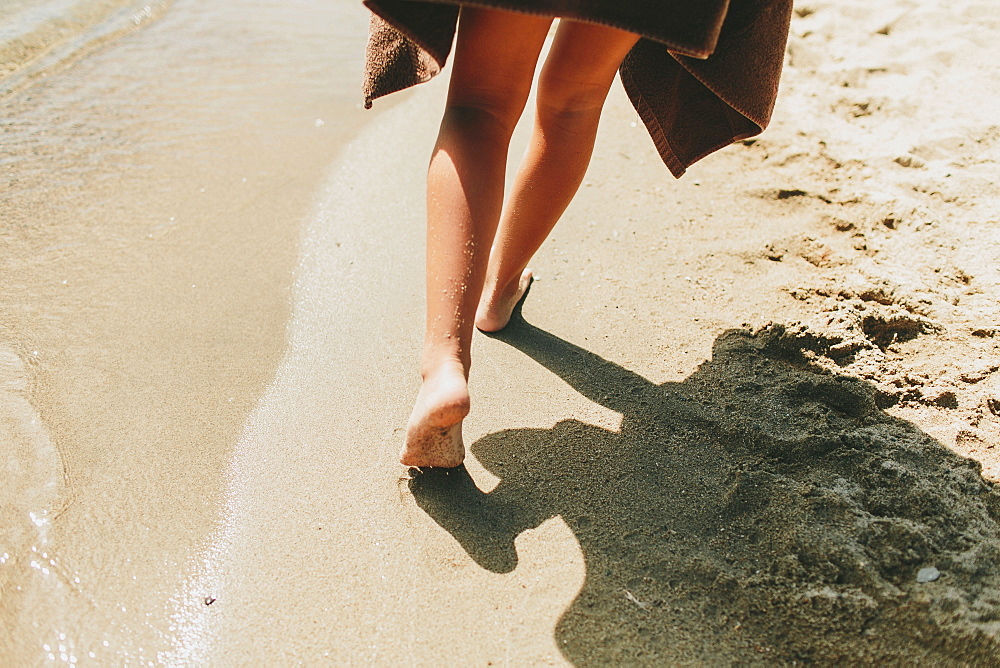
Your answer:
[362,0,792,177]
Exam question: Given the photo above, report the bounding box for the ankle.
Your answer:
[485,269,523,301]
[420,353,468,382]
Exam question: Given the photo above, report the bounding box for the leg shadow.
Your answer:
[411,320,1000,664]
[407,464,540,574]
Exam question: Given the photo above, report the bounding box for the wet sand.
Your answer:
[2,0,1000,663]
[1,0,369,661]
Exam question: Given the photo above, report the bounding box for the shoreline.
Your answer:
[0,0,373,660]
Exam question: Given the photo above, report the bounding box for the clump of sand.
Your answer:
[730,0,1000,478]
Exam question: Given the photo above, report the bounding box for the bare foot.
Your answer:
[400,361,469,467]
[475,268,533,332]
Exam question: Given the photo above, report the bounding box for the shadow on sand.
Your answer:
[409,318,1000,664]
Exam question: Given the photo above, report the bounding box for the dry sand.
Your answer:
[2,0,999,664]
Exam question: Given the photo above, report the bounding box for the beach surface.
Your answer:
[2,0,999,663]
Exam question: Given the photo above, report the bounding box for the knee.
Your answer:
[446,76,532,138]
[535,69,609,123]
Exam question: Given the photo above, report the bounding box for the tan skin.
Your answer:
[402,8,640,468]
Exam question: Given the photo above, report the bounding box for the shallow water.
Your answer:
[1,0,372,661]
[0,0,171,97]
[2,0,368,199]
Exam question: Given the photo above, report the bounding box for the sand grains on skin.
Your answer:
[402,364,469,468]
[403,269,533,467]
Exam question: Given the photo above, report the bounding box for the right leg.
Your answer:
[475,21,640,332]
[402,8,551,467]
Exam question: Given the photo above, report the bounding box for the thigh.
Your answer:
[537,20,640,112]
[447,7,552,121]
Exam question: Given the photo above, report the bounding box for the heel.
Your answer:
[400,422,465,468]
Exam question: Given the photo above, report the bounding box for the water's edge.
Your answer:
[0,0,377,661]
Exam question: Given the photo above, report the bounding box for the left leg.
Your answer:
[402,8,552,467]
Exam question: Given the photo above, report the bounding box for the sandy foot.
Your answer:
[401,363,469,467]
[476,268,534,333]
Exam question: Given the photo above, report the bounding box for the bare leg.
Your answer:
[475,22,640,332]
[402,9,551,467]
